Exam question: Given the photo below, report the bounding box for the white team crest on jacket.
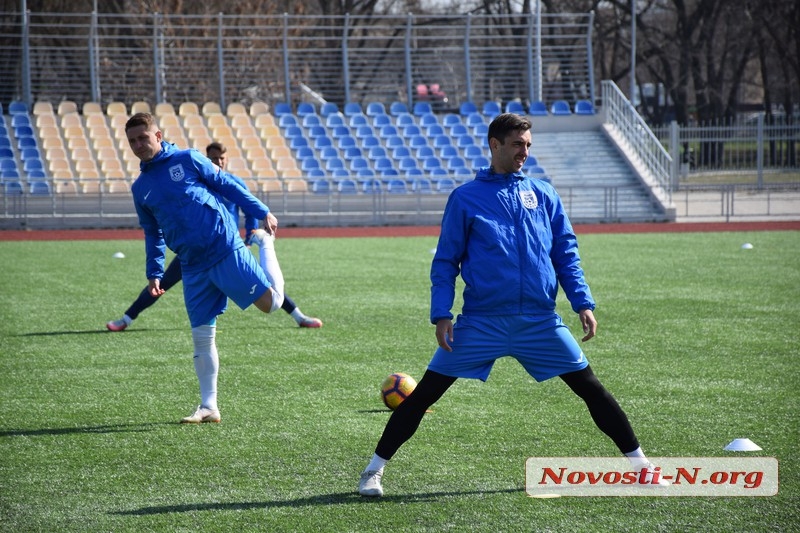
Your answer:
[520,190,538,209]
[169,164,185,182]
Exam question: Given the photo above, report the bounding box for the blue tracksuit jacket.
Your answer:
[430,167,595,323]
[131,142,269,280]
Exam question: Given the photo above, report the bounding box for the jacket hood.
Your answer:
[474,166,526,183]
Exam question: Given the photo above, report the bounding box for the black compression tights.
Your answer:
[559,366,639,454]
[374,366,639,460]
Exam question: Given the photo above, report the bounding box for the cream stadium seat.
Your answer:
[80,180,102,194]
[260,179,283,193]
[70,147,93,161]
[284,177,307,190]
[33,101,55,115]
[92,136,115,150]
[106,102,127,116]
[270,146,292,161]
[226,102,247,117]
[246,146,269,162]
[159,114,181,128]
[239,136,263,151]
[179,101,200,117]
[249,102,270,117]
[265,136,288,151]
[182,114,205,129]
[155,102,176,116]
[131,101,152,114]
[38,125,61,140]
[202,102,222,116]
[82,102,103,115]
[60,113,83,129]
[230,114,253,129]
[107,180,130,194]
[55,180,78,194]
[48,158,71,174]
[57,100,78,115]
[206,114,228,129]
[36,114,58,128]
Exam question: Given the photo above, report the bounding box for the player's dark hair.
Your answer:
[206,141,227,155]
[125,112,157,132]
[488,112,532,145]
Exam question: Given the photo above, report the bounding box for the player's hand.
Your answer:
[435,318,454,352]
[148,278,165,298]
[579,309,597,342]
[264,213,278,236]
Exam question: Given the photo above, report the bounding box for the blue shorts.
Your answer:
[428,314,588,382]
[181,246,270,327]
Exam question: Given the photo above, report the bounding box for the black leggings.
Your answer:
[375,366,639,460]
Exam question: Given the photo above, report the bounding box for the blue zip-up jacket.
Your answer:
[131,141,269,279]
[430,167,594,323]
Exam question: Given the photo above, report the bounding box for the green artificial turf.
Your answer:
[0,231,797,532]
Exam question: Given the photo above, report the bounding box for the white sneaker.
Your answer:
[637,461,670,488]
[180,405,221,424]
[359,468,384,497]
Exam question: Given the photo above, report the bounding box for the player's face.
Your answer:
[490,128,531,174]
[207,149,227,170]
[126,124,162,162]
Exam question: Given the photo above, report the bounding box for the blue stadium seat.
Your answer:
[331,125,351,138]
[433,136,452,148]
[349,157,370,172]
[466,113,485,127]
[450,124,468,137]
[550,100,571,115]
[0,147,12,159]
[473,124,488,137]
[348,113,369,127]
[395,113,415,127]
[471,156,490,168]
[320,102,340,117]
[273,102,292,116]
[397,157,418,171]
[529,101,548,116]
[325,113,346,128]
[425,124,444,137]
[391,147,411,160]
[422,157,442,170]
[415,146,435,159]
[505,101,526,114]
[527,165,547,175]
[574,100,596,115]
[8,101,28,115]
[386,178,408,193]
[337,178,358,194]
[325,158,346,172]
[401,125,421,137]
[373,157,394,172]
[442,114,461,128]
[307,168,327,178]
[367,146,388,160]
[436,178,456,193]
[430,167,449,177]
[311,179,331,194]
[482,101,501,117]
[1,168,20,180]
[302,114,322,128]
[306,126,327,139]
[0,159,16,172]
[3,180,23,195]
[372,114,392,128]
[463,145,483,160]
[318,146,339,160]
[411,178,433,193]
[360,136,380,149]
[23,158,44,173]
[314,137,333,150]
[301,158,322,172]
[379,168,399,178]
[343,147,363,160]
[343,102,363,116]
[447,157,467,171]
[413,102,433,116]
[389,102,408,116]
[296,102,316,117]
[27,169,47,181]
[407,136,428,149]
[279,115,299,128]
[404,168,423,177]
[290,137,309,150]
[356,168,376,179]
[366,102,386,116]
[437,144,460,160]
[30,181,51,195]
[295,146,315,160]
[354,125,375,139]
[21,147,42,161]
[419,114,438,127]
[384,136,404,150]
[379,125,399,138]
[337,135,357,150]
[15,127,35,141]
[523,155,539,168]
[330,168,351,179]
[459,101,478,116]
[362,178,382,193]
[457,136,475,148]
[11,114,31,128]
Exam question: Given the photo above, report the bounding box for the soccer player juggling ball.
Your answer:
[125,112,285,424]
[359,113,667,497]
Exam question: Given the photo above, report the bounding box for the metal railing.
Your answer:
[2,10,595,113]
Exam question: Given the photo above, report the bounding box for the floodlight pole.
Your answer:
[630,0,636,105]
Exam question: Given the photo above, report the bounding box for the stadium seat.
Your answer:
[574,100,596,115]
[411,178,433,193]
[361,135,380,149]
[407,136,427,149]
[301,158,321,172]
[319,102,339,117]
[395,113,415,127]
[422,157,442,170]
[442,114,461,128]
[379,125,399,138]
[296,102,316,117]
[226,102,247,117]
[436,178,456,193]
[413,102,433,116]
[8,101,28,115]
[337,178,358,194]
[529,101,548,116]
[550,100,571,115]
[471,156,490,168]
[482,101,501,118]
[249,102,270,117]
[367,146,388,160]
[131,101,152,114]
[202,102,222,115]
[348,114,369,127]
[325,113,346,128]
[459,101,478,116]
[343,147,364,161]
[306,126,327,139]
[401,125,421,137]
[505,101,526,114]
[57,101,78,115]
[361,178,382,193]
[29,181,51,196]
[155,102,176,116]
[397,157,418,171]
[33,101,54,115]
[3,180,23,195]
[372,114,391,128]
[386,179,407,194]
[391,146,411,160]
[419,114,439,127]
[366,102,386,116]
[457,136,475,149]
[107,101,128,116]
[343,102,362,116]
[373,157,394,173]
[389,102,408,116]
[383,136,404,150]
[354,125,375,139]
[12,114,31,128]
[273,102,292,117]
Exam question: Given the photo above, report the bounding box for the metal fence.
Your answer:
[2,10,595,114]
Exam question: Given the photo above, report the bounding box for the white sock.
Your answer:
[191,324,219,411]
[365,453,388,472]
[122,314,133,325]
[290,308,307,323]
[255,232,285,312]
[624,447,649,468]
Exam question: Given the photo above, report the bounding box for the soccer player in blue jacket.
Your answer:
[359,113,666,496]
[125,113,286,424]
[106,142,322,332]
